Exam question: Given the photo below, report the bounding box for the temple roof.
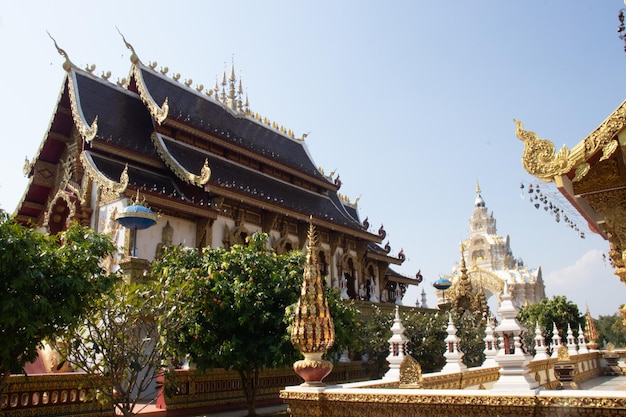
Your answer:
[133,62,333,188]
[16,44,387,243]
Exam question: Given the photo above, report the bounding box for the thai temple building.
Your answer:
[438,183,546,310]
[14,37,421,304]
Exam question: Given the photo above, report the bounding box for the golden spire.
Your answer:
[228,58,237,109]
[290,220,335,354]
[584,304,599,349]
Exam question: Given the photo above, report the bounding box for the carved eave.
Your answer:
[386,269,421,286]
[151,133,211,186]
[80,151,129,196]
[67,69,98,142]
[131,63,169,125]
[366,250,405,265]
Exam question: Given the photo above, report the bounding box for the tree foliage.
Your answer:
[153,233,361,415]
[153,233,304,416]
[358,306,393,377]
[517,295,584,351]
[455,311,487,368]
[61,280,176,416]
[402,310,448,373]
[0,210,115,396]
[595,313,626,348]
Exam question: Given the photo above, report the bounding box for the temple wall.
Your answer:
[142,215,196,259]
[281,387,626,417]
[1,373,113,417]
[281,352,608,417]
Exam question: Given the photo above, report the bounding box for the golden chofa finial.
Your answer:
[116,27,139,64]
[47,31,75,72]
[514,119,575,182]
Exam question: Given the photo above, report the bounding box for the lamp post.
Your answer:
[115,198,157,257]
[433,277,452,310]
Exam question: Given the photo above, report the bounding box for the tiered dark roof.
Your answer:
[17,56,385,242]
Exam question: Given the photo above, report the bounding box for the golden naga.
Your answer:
[514,119,574,183]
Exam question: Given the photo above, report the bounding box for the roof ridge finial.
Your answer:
[116,27,139,64]
[476,179,481,195]
[47,31,75,72]
[228,56,237,109]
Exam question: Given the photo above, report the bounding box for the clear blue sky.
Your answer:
[1,1,624,317]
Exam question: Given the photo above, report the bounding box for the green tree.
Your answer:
[359,306,393,377]
[61,280,176,416]
[153,233,304,417]
[455,311,487,368]
[0,210,115,396]
[595,313,626,347]
[357,308,451,376]
[517,295,584,353]
[403,310,447,373]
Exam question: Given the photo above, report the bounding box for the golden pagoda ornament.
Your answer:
[584,304,599,350]
[290,220,335,386]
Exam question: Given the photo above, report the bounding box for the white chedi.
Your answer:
[551,322,562,359]
[382,306,408,381]
[441,313,467,373]
[566,323,578,356]
[491,281,539,392]
[532,321,549,361]
[577,324,589,354]
[482,315,498,367]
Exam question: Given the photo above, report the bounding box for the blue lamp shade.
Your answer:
[433,278,452,291]
[116,204,157,230]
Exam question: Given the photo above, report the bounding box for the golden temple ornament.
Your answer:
[290,219,335,386]
[514,119,573,182]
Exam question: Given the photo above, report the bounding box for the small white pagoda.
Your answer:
[492,281,539,392]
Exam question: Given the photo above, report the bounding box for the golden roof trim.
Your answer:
[151,133,211,186]
[66,71,99,143]
[80,151,128,195]
[49,34,98,143]
[118,31,170,125]
[516,102,626,183]
[131,64,169,125]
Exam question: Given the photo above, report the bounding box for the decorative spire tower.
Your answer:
[533,321,549,361]
[441,313,466,373]
[584,305,599,350]
[291,221,335,386]
[577,324,589,354]
[566,324,578,356]
[445,182,545,309]
[482,316,498,367]
[492,281,539,392]
[383,306,409,381]
[551,323,562,359]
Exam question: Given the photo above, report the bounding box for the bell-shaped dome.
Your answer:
[116,204,157,230]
